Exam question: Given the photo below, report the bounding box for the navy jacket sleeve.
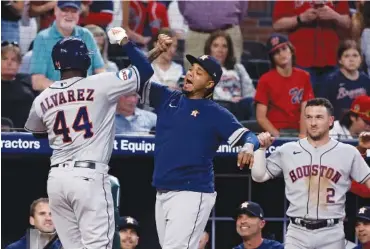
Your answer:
[122,42,154,88]
[215,105,259,149]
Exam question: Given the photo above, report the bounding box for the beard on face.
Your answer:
[307,130,325,141]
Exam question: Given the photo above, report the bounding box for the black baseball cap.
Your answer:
[266,34,290,54]
[119,216,140,234]
[357,206,370,222]
[235,201,264,220]
[185,54,222,84]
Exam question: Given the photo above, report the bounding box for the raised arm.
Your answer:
[107,27,154,85]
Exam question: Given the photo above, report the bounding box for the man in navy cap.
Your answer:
[110,28,261,249]
[353,206,370,249]
[135,42,262,248]
[119,216,140,249]
[233,201,283,249]
[30,0,105,91]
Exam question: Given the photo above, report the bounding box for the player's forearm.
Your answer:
[251,149,271,182]
[147,47,163,63]
[238,130,260,151]
[273,16,299,32]
[31,74,53,91]
[122,41,154,83]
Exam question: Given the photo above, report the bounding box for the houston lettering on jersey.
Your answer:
[289,165,342,184]
[40,89,95,114]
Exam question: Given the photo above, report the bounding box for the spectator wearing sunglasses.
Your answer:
[1,1,24,44]
[1,41,36,131]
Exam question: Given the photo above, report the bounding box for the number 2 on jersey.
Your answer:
[326,188,335,203]
[53,106,93,143]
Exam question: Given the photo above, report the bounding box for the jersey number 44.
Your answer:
[53,106,94,143]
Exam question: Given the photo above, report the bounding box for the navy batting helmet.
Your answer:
[52,37,91,71]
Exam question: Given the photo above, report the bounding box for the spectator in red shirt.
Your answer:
[128,0,169,50]
[273,0,351,92]
[79,1,113,30]
[255,34,314,138]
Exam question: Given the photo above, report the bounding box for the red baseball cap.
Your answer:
[266,34,290,54]
[350,95,370,123]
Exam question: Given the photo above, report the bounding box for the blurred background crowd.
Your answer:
[2,1,370,249]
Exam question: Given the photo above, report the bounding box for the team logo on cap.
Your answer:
[354,104,360,112]
[241,202,249,208]
[199,55,209,60]
[126,217,135,224]
[359,207,367,214]
[55,61,61,69]
[271,37,280,46]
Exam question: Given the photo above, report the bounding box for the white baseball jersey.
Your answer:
[266,138,370,219]
[25,67,140,166]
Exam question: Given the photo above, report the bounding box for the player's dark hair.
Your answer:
[30,198,49,217]
[204,30,236,70]
[305,98,334,116]
[306,98,335,129]
[337,39,362,61]
[269,42,296,68]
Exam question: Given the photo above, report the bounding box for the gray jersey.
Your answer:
[266,138,370,219]
[25,67,140,165]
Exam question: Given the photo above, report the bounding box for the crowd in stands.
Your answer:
[2,1,370,248]
[2,0,370,139]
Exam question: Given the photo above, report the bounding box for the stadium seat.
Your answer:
[242,59,271,81]
[243,41,269,61]
[240,120,264,133]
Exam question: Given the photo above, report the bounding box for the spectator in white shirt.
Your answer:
[330,95,370,139]
[150,28,184,90]
[204,30,256,120]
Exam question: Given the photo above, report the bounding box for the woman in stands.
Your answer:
[204,31,255,120]
[84,24,119,73]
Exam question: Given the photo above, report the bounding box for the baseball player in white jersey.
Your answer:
[24,28,156,249]
[252,98,370,249]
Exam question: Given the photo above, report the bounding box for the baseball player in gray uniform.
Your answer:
[252,98,370,249]
[24,27,155,249]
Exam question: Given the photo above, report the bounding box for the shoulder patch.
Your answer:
[117,68,133,81]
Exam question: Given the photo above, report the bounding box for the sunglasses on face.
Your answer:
[1,41,19,47]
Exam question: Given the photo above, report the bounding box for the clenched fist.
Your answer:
[257,132,275,148]
[155,34,173,52]
[107,27,128,46]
